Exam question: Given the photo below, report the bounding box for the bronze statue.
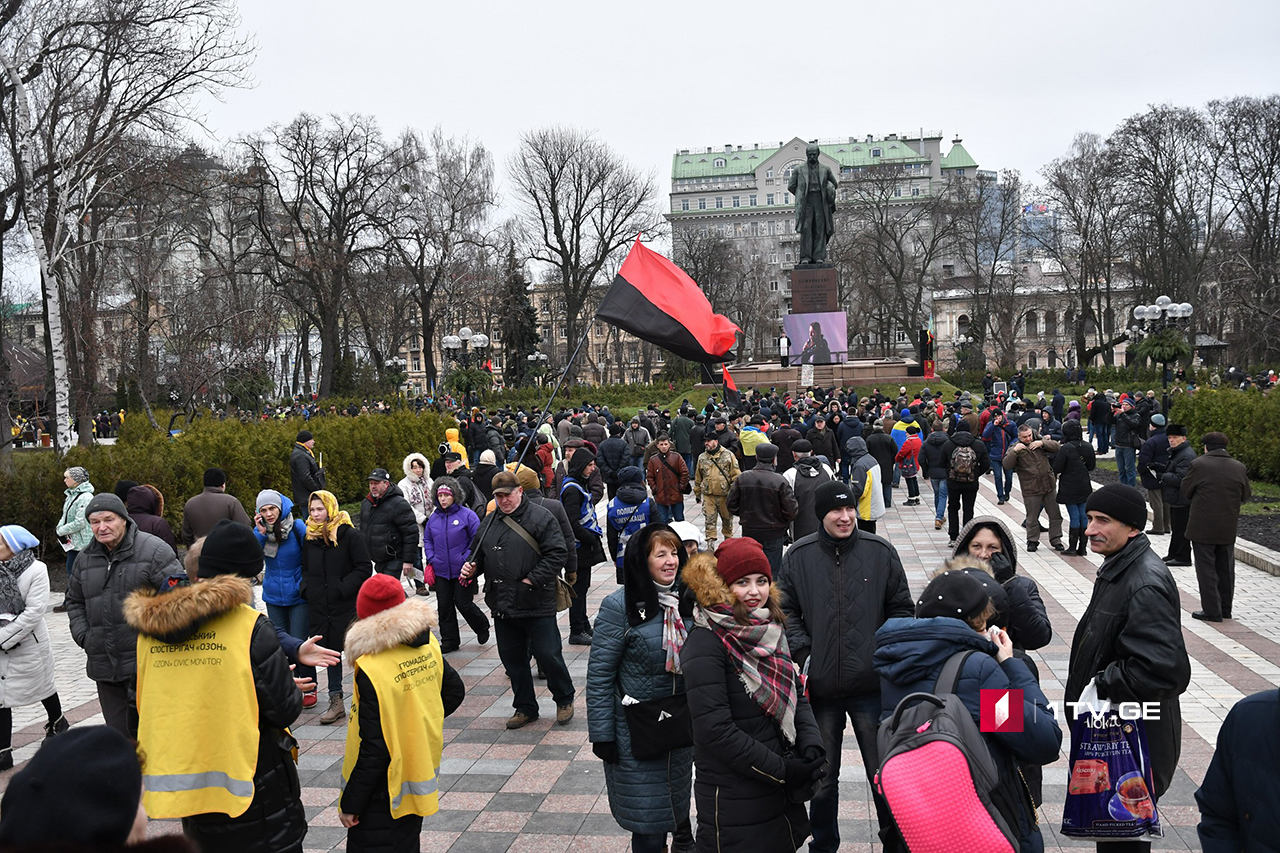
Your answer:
[788,143,838,264]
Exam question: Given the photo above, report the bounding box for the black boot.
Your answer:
[1076,527,1089,556]
[1067,527,1078,555]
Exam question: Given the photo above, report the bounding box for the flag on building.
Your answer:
[722,364,740,411]
[596,239,740,363]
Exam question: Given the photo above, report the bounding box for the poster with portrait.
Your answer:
[783,312,848,365]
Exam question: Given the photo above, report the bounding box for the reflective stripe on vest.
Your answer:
[342,632,446,819]
[136,601,261,819]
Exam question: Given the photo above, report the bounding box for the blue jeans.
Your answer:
[810,693,895,851]
[652,501,685,524]
[1066,502,1088,528]
[680,453,693,473]
[266,602,314,683]
[931,478,948,521]
[497,615,574,717]
[992,465,1014,500]
[746,531,785,580]
[1091,422,1110,454]
[65,550,78,578]
[1115,446,1137,486]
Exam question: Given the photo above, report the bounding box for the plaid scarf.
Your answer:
[696,602,797,743]
[658,591,688,674]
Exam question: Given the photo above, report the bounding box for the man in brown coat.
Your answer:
[180,468,252,545]
[645,434,690,524]
[1003,423,1064,552]
[1182,432,1251,622]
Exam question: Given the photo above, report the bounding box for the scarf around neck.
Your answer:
[655,581,688,674]
[695,602,797,743]
[0,549,36,617]
[305,490,352,546]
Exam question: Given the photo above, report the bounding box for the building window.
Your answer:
[769,253,778,264]
[681,199,689,211]
[412,354,421,371]
[103,321,112,334]
[732,196,740,208]
[784,251,792,263]
[766,168,774,178]
[943,264,955,277]
[560,327,567,340]
[1028,351,1038,369]
[1044,311,1057,336]
[1047,349,1058,368]
[25,325,35,340]
[698,198,706,210]
[749,195,757,206]
[912,187,920,197]
[896,330,908,343]
[893,187,901,197]
[715,197,723,208]
[770,281,778,292]
[872,148,882,157]
[714,157,726,168]
[956,169,966,177]
[767,193,775,205]
[1025,311,1038,336]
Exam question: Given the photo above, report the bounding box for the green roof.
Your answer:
[672,138,933,180]
[941,142,977,171]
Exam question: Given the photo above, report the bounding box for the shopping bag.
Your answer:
[1060,680,1163,840]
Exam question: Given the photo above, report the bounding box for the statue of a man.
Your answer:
[788,143,838,264]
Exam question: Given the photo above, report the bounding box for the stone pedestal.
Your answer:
[789,265,839,312]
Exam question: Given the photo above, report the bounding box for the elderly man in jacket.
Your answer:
[290,431,325,518]
[779,481,913,852]
[1158,424,1196,566]
[1138,414,1171,535]
[1068,484,1191,853]
[359,468,420,578]
[66,493,182,736]
[1182,432,1251,622]
[461,472,574,729]
[1003,423,1065,552]
[181,468,252,545]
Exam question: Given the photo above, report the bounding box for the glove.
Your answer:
[801,743,826,763]
[565,573,577,587]
[988,551,1015,583]
[783,754,826,789]
[422,564,436,588]
[592,741,620,764]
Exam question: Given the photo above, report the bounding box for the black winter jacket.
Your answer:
[66,523,181,684]
[1138,429,1170,490]
[524,491,578,580]
[681,626,822,853]
[301,524,372,652]
[919,430,950,480]
[864,431,898,482]
[598,437,630,485]
[1195,688,1280,853]
[1115,408,1146,449]
[560,470,606,569]
[940,430,991,488]
[778,527,914,698]
[804,426,838,468]
[471,497,568,618]
[289,444,325,514]
[726,464,797,538]
[359,484,419,566]
[1160,441,1197,507]
[1065,534,1191,797]
[124,576,305,853]
[1052,438,1096,505]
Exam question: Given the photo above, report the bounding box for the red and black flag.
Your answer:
[596,240,740,363]
[722,364,741,412]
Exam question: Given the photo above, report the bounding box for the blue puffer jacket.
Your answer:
[254,494,305,607]
[874,617,1062,853]
[587,542,694,834]
[423,477,480,581]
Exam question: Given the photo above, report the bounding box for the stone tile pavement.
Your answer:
[5,472,1278,851]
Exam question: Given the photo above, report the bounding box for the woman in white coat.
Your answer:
[0,525,68,770]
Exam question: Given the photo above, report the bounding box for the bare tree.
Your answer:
[509,126,663,379]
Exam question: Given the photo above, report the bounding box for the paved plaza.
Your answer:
[5,471,1278,852]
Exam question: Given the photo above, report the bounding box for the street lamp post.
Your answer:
[952,334,974,391]
[441,326,490,403]
[526,351,549,387]
[1130,295,1194,414]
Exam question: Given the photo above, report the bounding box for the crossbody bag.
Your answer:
[501,516,575,611]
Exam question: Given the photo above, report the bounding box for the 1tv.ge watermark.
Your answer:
[979,689,1161,733]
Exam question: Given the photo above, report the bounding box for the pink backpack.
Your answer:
[874,651,1017,853]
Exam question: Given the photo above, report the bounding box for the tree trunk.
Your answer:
[1,51,75,454]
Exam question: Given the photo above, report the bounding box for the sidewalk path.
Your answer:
[6,473,1276,851]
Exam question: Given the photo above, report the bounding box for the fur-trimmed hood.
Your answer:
[681,551,782,611]
[345,597,439,663]
[952,515,1019,576]
[402,452,429,481]
[124,575,254,645]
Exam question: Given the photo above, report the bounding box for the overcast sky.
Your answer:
[197,0,1280,210]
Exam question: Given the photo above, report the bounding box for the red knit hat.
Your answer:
[356,574,406,619]
[714,537,772,586]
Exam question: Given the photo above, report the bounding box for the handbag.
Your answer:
[501,516,575,612]
[619,627,693,760]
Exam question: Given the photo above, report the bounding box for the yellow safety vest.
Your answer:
[341,636,446,818]
[136,603,262,819]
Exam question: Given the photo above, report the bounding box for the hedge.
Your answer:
[1161,389,1280,482]
[6,411,454,562]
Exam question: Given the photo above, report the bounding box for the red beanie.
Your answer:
[714,537,772,587]
[357,574,406,619]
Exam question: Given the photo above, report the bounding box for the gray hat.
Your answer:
[84,492,128,521]
[1150,414,1166,427]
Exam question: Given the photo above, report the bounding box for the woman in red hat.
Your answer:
[679,537,826,852]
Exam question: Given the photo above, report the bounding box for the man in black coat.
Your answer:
[289,431,325,517]
[359,469,420,578]
[596,422,630,500]
[864,420,899,509]
[779,481,913,852]
[1195,688,1280,850]
[462,473,574,729]
[1158,425,1197,566]
[1068,483,1191,851]
[1138,414,1171,535]
[1182,432,1251,622]
[726,444,797,578]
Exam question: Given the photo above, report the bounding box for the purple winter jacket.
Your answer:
[423,502,480,580]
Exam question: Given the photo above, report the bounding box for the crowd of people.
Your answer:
[0,377,1270,853]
